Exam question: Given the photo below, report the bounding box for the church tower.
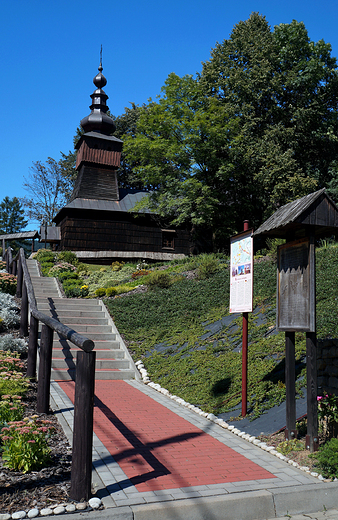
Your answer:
[70,56,123,202]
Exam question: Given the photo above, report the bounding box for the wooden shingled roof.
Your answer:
[254,188,338,238]
[0,231,39,240]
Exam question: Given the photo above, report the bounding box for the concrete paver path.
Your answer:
[50,378,338,520]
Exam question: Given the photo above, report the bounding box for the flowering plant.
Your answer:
[1,416,55,472]
[48,262,76,276]
[0,351,29,396]
[0,394,25,427]
[0,273,17,295]
[80,285,89,297]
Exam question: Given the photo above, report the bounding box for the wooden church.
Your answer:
[53,60,206,261]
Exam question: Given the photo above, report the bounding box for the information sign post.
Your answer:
[230,221,253,416]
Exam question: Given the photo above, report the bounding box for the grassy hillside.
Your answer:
[104,244,338,420]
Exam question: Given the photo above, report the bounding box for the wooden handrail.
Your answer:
[6,247,96,501]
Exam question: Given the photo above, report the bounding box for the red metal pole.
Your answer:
[242,220,249,417]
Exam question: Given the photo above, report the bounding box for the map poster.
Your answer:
[229,230,253,313]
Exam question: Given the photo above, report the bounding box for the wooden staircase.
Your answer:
[26,258,138,381]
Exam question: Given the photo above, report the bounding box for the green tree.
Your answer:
[0,197,27,234]
[200,13,338,225]
[123,73,238,245]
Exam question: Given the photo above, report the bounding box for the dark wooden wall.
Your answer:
[58,211,194,255]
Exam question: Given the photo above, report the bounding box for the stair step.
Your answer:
[39,317,109,326]
[40,310,104,318]
[52,358,130,369]
[53,339,120,349]
[53,331,116,340]
[51,368,136,381]
[52,348,124,359]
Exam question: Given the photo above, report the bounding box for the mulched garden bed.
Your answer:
[0,377,72,515]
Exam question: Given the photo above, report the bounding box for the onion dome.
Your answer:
[80,60,116,135]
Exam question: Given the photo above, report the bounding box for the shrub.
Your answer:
[0,261,6,269]
[0,335,27,353]
[63,285,81,298]
[95,288,106,297]
[197,254,219,280]
[145,271,172,289]
[0,273,17,295]
[0,293,20,330]
[58,271,79,282]
[311,438,338,479]
[57,251,78,265]
[39,261,54,276]
[35,250,55,263]
[106,287,117,297]
[111,261,125,271]
[49,263,76,277]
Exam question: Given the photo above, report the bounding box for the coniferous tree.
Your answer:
[0,196,27,234]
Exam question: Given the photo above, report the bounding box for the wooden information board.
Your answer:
[277,238,315,332]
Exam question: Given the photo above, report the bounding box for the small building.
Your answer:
[53,60,207,262]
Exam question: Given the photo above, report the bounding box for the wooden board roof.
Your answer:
[0,231,39,240]
[254,189,338,238]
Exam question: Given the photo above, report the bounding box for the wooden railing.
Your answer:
[4,247,95,501]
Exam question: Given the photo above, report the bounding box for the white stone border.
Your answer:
[135,360,329,483]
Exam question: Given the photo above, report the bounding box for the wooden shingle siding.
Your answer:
[59,214,192,255]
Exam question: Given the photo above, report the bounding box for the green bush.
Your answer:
[197,255,219,280]
[58,271,79,282]
[106,287,117,297]
[145,271,172,289]
[63,284,81,298]
[95,288,106,297]
[311,438,338,479]
[111,261,125,271]
[35,250,55,263]
[57,251,78,265]
[39,261,55,276]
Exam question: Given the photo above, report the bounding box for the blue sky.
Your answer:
[1,0,338,229]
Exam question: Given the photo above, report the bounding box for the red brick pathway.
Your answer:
[59,380,275,491]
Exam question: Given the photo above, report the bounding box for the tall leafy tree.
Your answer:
[0,197,27,234]
[200,13,338,224]
[123,73,238,245]
[123,13,338,246]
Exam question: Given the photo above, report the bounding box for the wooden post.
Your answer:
[306,331,318,452]
[12,259,17,276]
[16,256,23,298]
[20,281,29,337]
[27,314,39,380]
[1,238,5,258]
[70,350,96,501]
[37,324,54,414]
[285,331,297,439]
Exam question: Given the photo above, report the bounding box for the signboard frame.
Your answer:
[229,229,254,314]
[277,237,315,332]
